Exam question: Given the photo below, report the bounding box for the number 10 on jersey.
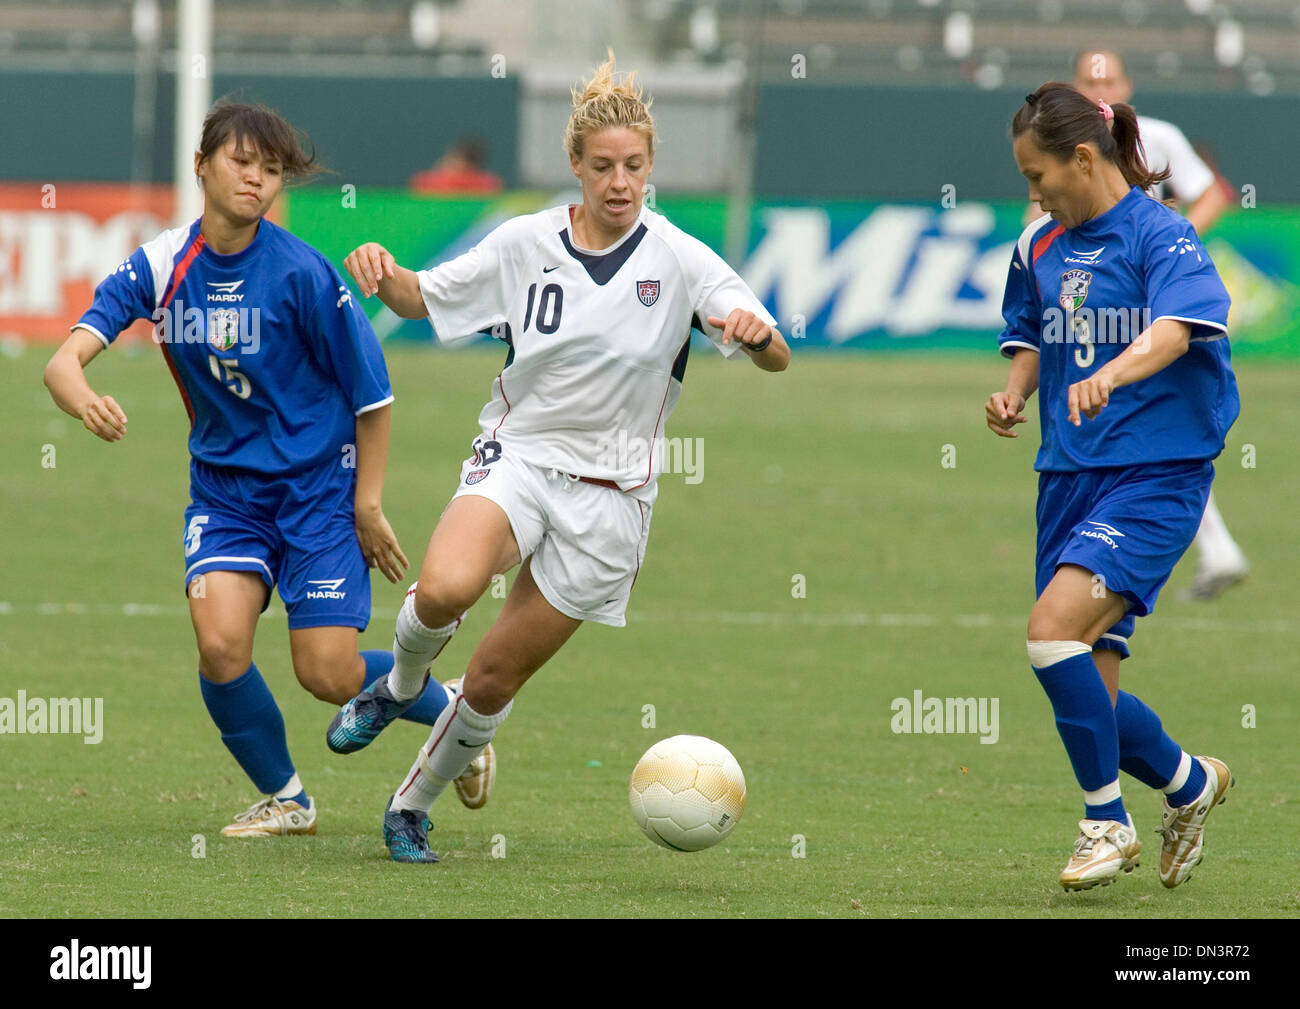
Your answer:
[522,283,564,334]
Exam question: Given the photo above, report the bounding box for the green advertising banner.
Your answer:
[285,190,1300,358]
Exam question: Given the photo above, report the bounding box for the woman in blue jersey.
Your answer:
[43,101,472,838]
[986,82,1236,891]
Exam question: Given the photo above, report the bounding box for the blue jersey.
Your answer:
[76,219,392,475]
[997,186,1237,472]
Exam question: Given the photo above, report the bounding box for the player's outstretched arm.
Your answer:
[986,348,1039,439]
[706,310,790,372]
[344,242,427,320]
[44,327,128,442]
[353,403,409,583]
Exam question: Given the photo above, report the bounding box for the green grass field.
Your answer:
[2,344,1297,918]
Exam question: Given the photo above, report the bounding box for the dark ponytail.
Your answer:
[1012,82,1169,192]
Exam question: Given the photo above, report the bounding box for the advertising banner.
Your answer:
[5,186,1296,358]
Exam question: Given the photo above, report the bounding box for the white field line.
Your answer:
[1,601,1298,636]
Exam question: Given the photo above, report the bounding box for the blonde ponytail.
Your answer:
[564,51,657,160]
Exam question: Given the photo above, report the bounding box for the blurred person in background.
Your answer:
[409,136,504,194]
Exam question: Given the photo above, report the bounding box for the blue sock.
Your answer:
[1113,691,1206,805]
[1032,651,1127,823]
[199,664,296,796]
[360,649,449,726]
[1167,758,1208,807]
[1114,690,1183,788]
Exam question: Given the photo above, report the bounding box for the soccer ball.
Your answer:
[628,735,746,851]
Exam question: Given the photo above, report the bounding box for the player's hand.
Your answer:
[985,391,1027,438]
[356,508,409,584]
[706,310,771,350]
[81,394,128,442]
[344,243,397,298]
[1067,372,1115,426]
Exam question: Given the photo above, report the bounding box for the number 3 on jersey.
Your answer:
[208,354,252,399]
[1072,315,1094,369]
[522,283,563,334]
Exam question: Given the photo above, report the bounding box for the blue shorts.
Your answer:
[182,458,371,631]
[1035,460,1213,659]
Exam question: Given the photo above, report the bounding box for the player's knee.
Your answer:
[462,660,520,716]
[195,631,254,682]
[415,571,484,626]
[292,653,358,705]
[1026,604,1071,643]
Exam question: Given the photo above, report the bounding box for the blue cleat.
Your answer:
[383,797,439,864]
[326,672,427,754]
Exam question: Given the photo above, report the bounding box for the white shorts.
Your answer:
[451,450,654,627]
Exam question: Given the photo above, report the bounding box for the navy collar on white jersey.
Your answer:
[559,207,648,285]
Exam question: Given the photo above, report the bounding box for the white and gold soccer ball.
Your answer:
[628,735,746,851]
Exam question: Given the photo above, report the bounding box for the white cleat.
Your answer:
[444,678,496,810]
[220,796,316,837]
[1181,560,1249,602]
[1059,816,1141,891]
[1159,756,1233,889]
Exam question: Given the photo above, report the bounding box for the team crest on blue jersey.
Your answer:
[208,309,240,352]
[1059,270,1092,312]
[466,469,490,485]
[636,280,660,307]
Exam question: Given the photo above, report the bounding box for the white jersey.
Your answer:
[1137,115,1216,204]
[417,204,775,497]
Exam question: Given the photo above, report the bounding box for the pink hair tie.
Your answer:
[1098,100,1114,123]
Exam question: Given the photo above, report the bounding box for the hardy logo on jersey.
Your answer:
[306,578,347,600]
[1079,521,1125,550]
[466,469,490,485]
[206,280,245,302]
[1059,270,1092,312]
[1064,246,1105,265]
[636,280,660,307]
[207,309,241,352]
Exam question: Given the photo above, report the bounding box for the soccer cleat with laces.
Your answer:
[383,797,439,864]
[1059,816,1141,891]
[1158,756,1233,889]
[327,672,428,754]
[444,678,496,810]
[220,796,317,837]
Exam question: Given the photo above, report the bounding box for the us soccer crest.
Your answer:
[1059,270,1092,312]
[207,308,240,352]
[636,280,660,307]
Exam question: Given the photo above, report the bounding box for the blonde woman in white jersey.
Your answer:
[1072,49,1247,601]
[327,55,789,862]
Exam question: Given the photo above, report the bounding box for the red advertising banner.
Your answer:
[0,184,174,344]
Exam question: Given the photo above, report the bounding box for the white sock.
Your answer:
[391,693,512,816]
[1163,752,1193,794]
[389,588,461,701]
[274,773,305,803]
[1194,492,1245,569]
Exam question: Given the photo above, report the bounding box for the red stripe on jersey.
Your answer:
[1031,223,1065,264]
[490,369,511,440]
[628,377,673,490]
[156,232,207,427]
